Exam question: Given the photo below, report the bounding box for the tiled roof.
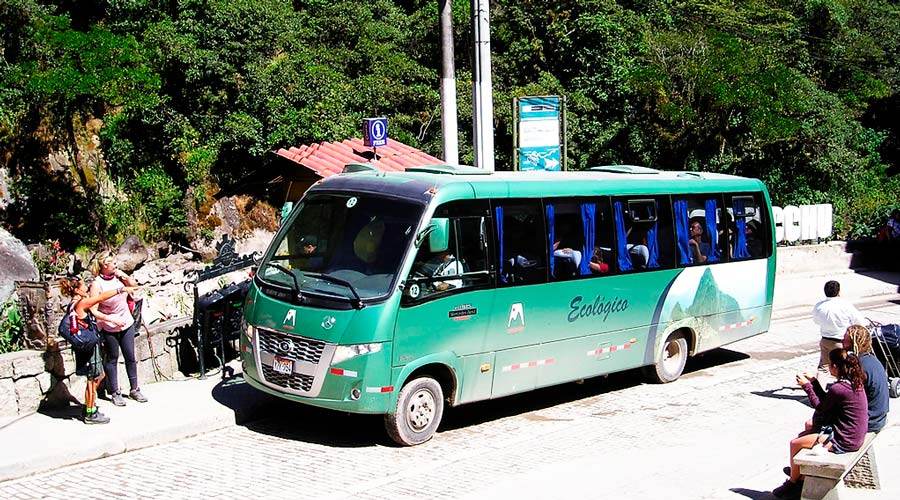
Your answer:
[275,138,446,178]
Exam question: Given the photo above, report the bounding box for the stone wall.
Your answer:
[775,241,854,275]
[0,321,183,417]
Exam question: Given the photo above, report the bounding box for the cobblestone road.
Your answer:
[3,301,898,500]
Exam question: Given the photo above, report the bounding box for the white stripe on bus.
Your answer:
[719,317,755,331]
[586,340,636,357]
[501,358,555,372]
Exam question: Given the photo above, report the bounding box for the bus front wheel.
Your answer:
[385,376,444,446]
[643,333,688,384]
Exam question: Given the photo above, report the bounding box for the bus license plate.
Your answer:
[272,356,293,375]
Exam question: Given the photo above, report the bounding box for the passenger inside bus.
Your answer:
[745,219,763,257]
[626,224,650,269]
[503,217,543,283]
[589,246,610,274]
[688,219,710,264]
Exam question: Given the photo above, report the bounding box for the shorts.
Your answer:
[74,344,104,381]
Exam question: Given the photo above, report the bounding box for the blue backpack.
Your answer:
[57,304,101,352]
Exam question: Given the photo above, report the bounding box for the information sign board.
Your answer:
[515,96,563,171]
[363,117,388,147]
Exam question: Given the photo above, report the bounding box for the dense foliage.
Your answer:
[1,0,898,247]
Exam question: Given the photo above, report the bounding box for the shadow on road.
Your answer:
[855,269,900,290]
[36,404,83,422]
[730,487,773,499]
[210,374,388,447]
[683,347,750,374]
[444,347,750,432]
[222,346,753,447]
[750,386,810,404]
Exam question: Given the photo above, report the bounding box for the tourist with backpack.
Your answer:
[59,275,139,424]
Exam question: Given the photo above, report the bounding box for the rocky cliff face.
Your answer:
[0,228,39,303]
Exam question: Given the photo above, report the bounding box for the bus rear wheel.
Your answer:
[385,376,444,446]
[643,333,688,384]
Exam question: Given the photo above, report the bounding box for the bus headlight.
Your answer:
[332,343,382,365]
[242,319,255,343]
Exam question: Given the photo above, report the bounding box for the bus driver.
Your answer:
[419,248,462,291]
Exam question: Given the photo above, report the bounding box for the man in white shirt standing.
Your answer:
[812,280,866,379]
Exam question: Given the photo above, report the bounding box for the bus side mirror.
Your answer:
[427,218,450,253]
[414,218,450,252]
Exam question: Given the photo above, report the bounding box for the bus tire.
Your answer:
[643,333,688,384]
[384,376,444,446]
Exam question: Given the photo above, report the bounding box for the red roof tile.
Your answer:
[275,138,445,179]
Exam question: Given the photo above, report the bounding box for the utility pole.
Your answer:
[471,0,495,171]
[439,0,459,165]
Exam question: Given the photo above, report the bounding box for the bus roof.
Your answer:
[311,165,768,203]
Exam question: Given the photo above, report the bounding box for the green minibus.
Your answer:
[241,165,775,445]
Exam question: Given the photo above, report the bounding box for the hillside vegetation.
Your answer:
[2,0,899,249]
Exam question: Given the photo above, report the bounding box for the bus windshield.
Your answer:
[259,193,423,303]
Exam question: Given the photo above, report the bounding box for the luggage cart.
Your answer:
[867,320,900,398]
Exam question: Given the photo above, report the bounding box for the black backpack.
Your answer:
[57,304,101,352]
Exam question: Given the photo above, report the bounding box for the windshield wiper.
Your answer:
[262,263,303,302]
[303,272,365,309]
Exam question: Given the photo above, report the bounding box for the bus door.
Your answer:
[395,201,496,403]
[488,200,558,397]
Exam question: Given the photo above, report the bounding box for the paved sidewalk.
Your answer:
[0,365,276,482]
[0,269,898,486]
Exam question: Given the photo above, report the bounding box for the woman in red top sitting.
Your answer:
[773,348,868,499]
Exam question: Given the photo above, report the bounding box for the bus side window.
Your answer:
[612,197,675,272]
[674,196,724,266]
[589,198,615,276]
[546,200,588,280]
[404,201,492,303]
[496,201,547,286]
[729,194,768,259]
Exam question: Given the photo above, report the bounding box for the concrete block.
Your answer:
[0,355,13,378]
[137,358,157,385]
[66,377,86,405]
[135,331,167,361]
[62,349,76,376]
[0,378,17,416]
[776,242,852,276]
[10,350,45,379]
[800,476,840,500]
[13,376,40,413]
[156,354,175,380]
[36,372,52,394]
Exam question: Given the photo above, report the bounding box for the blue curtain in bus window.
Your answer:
[580,203,595,275]
[613,202,632,271]
[546,203,556,278]
[646,201,660,269]
[704,199,721,263]
[495,206,506,282]
[674,199,692,265]
[732,199,750,259]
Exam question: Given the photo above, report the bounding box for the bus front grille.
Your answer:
[257,328,326,363]
[260,366,315,392]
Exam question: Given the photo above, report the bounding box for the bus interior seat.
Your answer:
[553,255,578,277]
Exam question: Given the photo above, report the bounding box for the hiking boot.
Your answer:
[111,392,127,406]
[773,479,803,499]
[129,389,148,403]
[84,411,110,425]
